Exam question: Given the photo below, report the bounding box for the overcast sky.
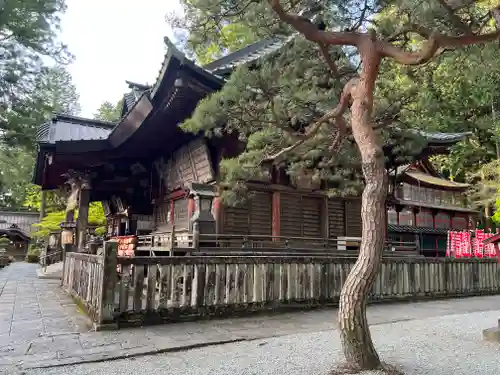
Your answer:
[60,0,181,117]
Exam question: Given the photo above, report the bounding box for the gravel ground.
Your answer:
[24,309,500,375]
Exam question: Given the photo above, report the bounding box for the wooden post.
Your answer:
[98,240,118,327]
[76,187,90,251]
[39,190,47,221]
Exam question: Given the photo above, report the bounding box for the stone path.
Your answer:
[2,262,500,374]
[0,263,89,340]
[27,309,500,375]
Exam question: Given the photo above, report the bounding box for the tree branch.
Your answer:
[261,78,357,164]
[267,0,360,46]
[436,0,472,35]
[318,43,339,76]
[379,27,500,65]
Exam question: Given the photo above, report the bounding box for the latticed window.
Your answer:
[416,209,433,228]
[399,209,414,226]
[435,212,450,229]
[387,209,398,225]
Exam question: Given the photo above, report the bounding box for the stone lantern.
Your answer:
[188,182,217,248]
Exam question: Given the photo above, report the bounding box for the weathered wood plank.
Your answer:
[133,265,145,311]
[119,264,132,312]
[215,264,226,305]
[204,264,216,306]
[65,252,500,327]
[171,265,183,308]
[146,265,156,311]
[158,265,171,309]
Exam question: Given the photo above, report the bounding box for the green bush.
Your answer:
[25,253,40,263]
[26,245,41,263]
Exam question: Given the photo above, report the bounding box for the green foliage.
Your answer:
[1,0,72,147]
[182,37,426,201]
[0,237,11,248]
[468,160,500,223]
[2,65,80,151]
[193,23,259,64]
[93,99,123,122]
[23,184,66,212]
[26,243,42,263]
[378,43,500,182]
[0,65,79,211]
[0,147,36,209]
[31,202,106,238]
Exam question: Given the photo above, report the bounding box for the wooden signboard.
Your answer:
[61,230,74,245]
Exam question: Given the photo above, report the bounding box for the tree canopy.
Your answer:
[93,99,123,122]
[1,0,71,135]
[172,0,500,370]
[31,203,106,238]
[174,0,500,204]
[1,65,80,151]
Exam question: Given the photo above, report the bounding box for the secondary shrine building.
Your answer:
[32,37,477,256]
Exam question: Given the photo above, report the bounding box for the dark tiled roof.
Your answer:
[150,37,224,99]
[391,126,471,145]
[203,35,295,75]
[392,198,478,213]
[388,224,449,235]
[122,81,151,115]
[36,114,114,144]
[420,131,472,144]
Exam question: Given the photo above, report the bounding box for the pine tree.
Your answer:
[173,0,500,371]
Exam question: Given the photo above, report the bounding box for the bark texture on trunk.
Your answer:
[337,39,388,371]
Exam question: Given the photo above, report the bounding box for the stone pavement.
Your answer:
[0,263,90,340]
[2,262,500,374]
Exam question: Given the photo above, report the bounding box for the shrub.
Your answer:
[25,253,40,263]
[26,245,41,263]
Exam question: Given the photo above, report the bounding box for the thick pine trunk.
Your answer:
[337,48,388,371]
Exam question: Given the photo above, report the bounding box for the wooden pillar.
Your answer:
[39,190,47,221]
[98,240,117,326]
[212,196,221,234]
[169,200,175,226]
[272,192,280,241]
[76,186,90,251]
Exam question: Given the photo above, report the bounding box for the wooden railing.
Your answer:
[135,232,419,256]
[63,241,500,328]
[111,255,500,327]
[62,252,105,323]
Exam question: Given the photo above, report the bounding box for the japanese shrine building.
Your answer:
[32,36,477,255]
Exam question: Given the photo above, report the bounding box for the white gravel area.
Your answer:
[25,309,500,375]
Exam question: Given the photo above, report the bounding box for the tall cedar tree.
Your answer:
[173,0,500,372]
[1,0,71,138]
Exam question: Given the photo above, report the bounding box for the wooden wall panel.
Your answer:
[173,199,189,230]
[280,193,302,238]
[249,191,272,235]
[280,193,323,238]
[155,138,214,192]
[222,205,249,235]
[302,197,322,238]
[345,199,362,237]
[328,199,345,237]
[221,191,272,235]
[154,200,170,229]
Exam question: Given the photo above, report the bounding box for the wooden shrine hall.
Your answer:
[32,36,477,257]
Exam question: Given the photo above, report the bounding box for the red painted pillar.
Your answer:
[169,200,175,225]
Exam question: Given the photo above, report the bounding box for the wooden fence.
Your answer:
[62,253,105,322]
[62,241,500,328]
